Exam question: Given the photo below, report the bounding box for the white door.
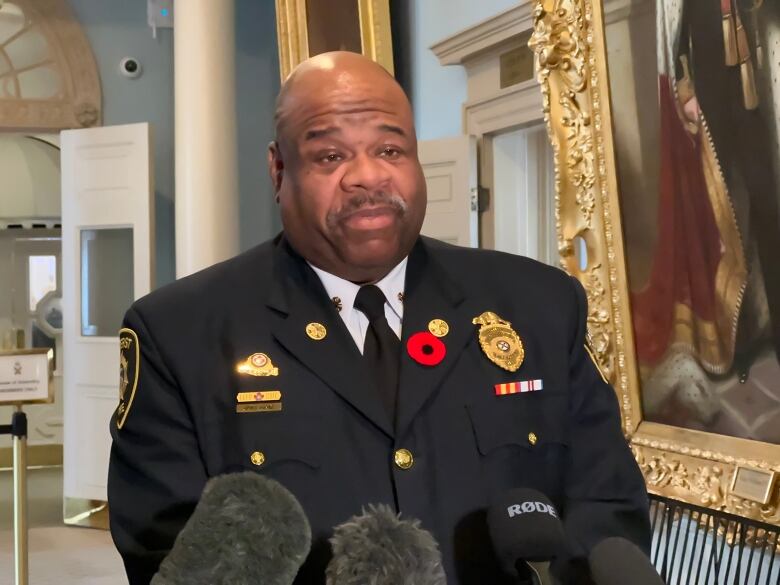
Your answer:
[418,135,478,247]
[491,125,557,264]
[61,123,154,505]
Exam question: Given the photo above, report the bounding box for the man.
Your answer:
[108,51,650,584]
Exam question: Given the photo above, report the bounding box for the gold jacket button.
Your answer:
[528,432,538,446]
[250,451,266,466]
[394,448,414,470]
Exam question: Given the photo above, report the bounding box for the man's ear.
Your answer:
[267,141,284,198]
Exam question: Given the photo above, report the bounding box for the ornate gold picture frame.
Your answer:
[531,0,780,525]
[274,0,394,81]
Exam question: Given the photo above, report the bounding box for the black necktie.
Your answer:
[354,285,400,422]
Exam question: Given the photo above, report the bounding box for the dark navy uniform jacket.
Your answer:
[108,234,650,584]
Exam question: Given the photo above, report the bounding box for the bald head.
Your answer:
[267,51,426,283]
[274,51,413,147]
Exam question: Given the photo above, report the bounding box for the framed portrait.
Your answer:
[530,0,780,524]
[274,0,394,81]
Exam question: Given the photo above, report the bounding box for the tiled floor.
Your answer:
[0,467,126,584]
[0,525,125,585]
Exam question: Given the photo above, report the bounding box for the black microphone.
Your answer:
[589,537,665,585]
[487,488,566,585]
[151,472,311,585]
[325,503,447,585]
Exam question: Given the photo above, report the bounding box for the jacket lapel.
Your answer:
[396,239,478,438]
[265,237,394,437]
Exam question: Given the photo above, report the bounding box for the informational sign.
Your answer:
[730,466,777,505]
[0,349,53,405]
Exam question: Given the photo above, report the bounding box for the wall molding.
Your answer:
[464,80,543,137]
[430,2,534,66]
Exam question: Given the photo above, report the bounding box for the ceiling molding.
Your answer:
[464,80,542,137]
[431,0,651,67]
[430,3,534,66]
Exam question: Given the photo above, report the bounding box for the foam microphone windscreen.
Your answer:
[486,488,566,574]
[325,504,447,585]
[589,537,665,585]
[151,472,311,585]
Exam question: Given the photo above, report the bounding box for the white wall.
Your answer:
[407,0,520,140]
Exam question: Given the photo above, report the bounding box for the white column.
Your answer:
[174,0,239,278]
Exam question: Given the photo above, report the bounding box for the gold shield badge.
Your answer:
[472,311,525,372]
[117,328,140,429]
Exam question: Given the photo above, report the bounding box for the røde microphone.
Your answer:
[487,488,566,585]
[325,503,447,585]
[151,472,311,585]
[589,537,665,585]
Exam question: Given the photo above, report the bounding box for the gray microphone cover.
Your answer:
[326,504,447,585]
[589,537,664,585]
[151,471,311,585]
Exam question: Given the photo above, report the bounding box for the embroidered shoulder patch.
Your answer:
[117,328,140,429]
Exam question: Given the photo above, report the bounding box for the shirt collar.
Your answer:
[308,258,407,319]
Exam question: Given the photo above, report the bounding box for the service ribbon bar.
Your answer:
[494,379,543,395]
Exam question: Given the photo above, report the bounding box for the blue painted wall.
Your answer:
[66,0,280,287]
[235,0,282,252]
[67,0,176,285]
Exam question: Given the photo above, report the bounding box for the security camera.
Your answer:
[119,57,142,79]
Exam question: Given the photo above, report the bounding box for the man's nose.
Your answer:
[341,153,391,191]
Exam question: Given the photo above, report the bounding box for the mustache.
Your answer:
[327,192,407,227]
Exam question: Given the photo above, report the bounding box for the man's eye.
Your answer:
[380,147,401,158]
[320,153,342,163]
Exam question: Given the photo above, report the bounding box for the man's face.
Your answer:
[269,67,426,283]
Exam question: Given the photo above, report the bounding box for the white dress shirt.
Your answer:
[308,258,407,353]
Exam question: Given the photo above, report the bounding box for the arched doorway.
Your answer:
[0,0,100,494]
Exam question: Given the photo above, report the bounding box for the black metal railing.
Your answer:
[649,494,780,584]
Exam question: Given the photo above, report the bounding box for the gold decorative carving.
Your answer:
[634,445,728,509]
[581,262,614,380]
[529,0,638,435]
[274,0,394,82]
[532,0,780,525]
[0,0,102,130]
[635,443,780,525]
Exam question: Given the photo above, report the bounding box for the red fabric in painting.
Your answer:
[631,75,723,366]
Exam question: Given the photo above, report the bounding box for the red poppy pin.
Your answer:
[407,331,446,366]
